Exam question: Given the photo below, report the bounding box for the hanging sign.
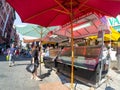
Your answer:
[107,15,120,32]
[108,15,120,26]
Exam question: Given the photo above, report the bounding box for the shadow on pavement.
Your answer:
[43,59,87,90]
[14,63,29,66]
[105,86,115,90]
[39,67,81,90]
[112,67,120,74]
[0,55,31,62]
[39,69,52,79]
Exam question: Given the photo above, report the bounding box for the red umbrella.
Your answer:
[43,30,69,43]
[7,0,120,27]
[7,0,120,89]
[54,14,109,38]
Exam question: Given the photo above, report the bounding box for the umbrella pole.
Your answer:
[39,41,41,76]
[70,19,74,90]
[70,0,74,89]
[39,30,43,76]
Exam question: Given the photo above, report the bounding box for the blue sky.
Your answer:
[14,12,22,25]
[14,12,28,27]
[14,12,26,42]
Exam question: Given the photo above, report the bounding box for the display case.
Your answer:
[55,45,110,86]
[43,48,61,68]
[43,45,110,87]
[59,46,101,71]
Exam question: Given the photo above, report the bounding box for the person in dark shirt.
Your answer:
[31,45,41,80]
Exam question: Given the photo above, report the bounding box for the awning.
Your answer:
[16,24,58,38]
[88,27,120,41]
[54,14,110,39]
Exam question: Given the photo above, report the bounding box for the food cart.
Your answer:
[55,44,110,86]
[43,31,110,87]
[43,15,110,87]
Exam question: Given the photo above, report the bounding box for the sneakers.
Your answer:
[9,63,15,67]
[31,76,42,81]
[31,76,34,79]
[34,77,42,81]
[12,63,15,66]
[9,65,12,67]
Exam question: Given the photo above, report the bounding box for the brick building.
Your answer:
[0,0,19,48]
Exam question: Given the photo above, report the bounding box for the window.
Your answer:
[0,1,2,8]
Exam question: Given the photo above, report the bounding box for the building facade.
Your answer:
[0,0,19,48]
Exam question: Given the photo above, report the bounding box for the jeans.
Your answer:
[117,54,120,70]
[9,54,15,65]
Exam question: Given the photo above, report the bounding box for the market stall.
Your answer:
[56,44,110,84]
[43,14,111,87]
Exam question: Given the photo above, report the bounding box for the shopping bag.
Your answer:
[6,55,9,61]
[26,64,36,73]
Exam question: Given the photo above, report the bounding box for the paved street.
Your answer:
[0,55,40,90]
[0,55,120,90]
[0,55,68,90]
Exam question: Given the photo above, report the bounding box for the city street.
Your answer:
[0,55,70,90]
[0,55,120,90]
[1,1,120,90]
[0,55,40,90]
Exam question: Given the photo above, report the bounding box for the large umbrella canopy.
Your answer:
[54,14,110,38]
[7,0,120,89]
[7,0,120,27]
[23,36,55,44]
[89,27,120,41]
[44,14,104,42]
[43,32,69,43]
[22,36,41,43]
[16,24,58,38]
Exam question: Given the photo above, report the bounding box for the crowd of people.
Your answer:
[2,40,120,82]
[4,42,50,81]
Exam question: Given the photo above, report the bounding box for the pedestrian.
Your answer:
[1,48,4,55]
[116,38,120,71]
[8,44,16,67]
[15,48,19,58]
[31,45,42,80]
[44,46,50,57]
[38,42,44,63]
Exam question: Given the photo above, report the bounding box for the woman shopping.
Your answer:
[31,45,42,80]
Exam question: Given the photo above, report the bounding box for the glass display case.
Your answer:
[59,45,102,71]
[55,45,110,85]
[43,45,110,86]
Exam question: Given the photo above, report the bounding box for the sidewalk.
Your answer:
[0,55,39,90]
[0,55,120,90]
[0,55,70,90]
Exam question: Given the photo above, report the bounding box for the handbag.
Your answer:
[26,64,37,73]
[6,55,9,61]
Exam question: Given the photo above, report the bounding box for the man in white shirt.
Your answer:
[116,38,120,70]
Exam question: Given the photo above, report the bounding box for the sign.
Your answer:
[107,15,120,32]
[108,15,120,26]
[98,23,109,31]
